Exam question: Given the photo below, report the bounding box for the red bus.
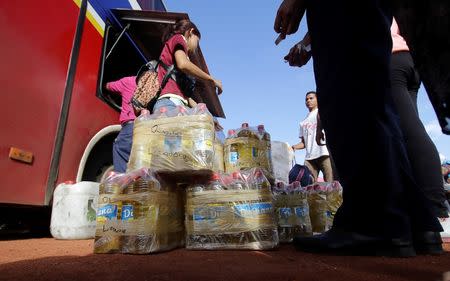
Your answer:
[0,0,224,222]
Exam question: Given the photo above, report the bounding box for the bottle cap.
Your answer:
[232,171,241,179]
[211,173,221,181]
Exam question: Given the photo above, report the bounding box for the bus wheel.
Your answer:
[81,134,116,183]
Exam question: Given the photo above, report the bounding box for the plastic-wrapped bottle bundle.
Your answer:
[185,168,279,250]
[307,183,331,234]
[127,103,215,181]
[94,171,122,253]
[272,181,312,243]
[224,123,274,183]
[94,168,184,254]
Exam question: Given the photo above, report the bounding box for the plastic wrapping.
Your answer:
[94,168,184,254]
[224,124,274,183]
[272,182,312,243]
[271,141,295,184]
[213,140,225,173]
[306,181,343,234]
[127,104,215,180]
[185,168,279,250]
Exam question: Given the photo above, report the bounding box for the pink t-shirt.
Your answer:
[158,34,188,99]
[106,76,137,124]
[391,19,409,53]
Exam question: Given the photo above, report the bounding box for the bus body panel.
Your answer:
[0,0,79,205]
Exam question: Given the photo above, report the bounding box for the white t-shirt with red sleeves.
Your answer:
[299,108,329,160]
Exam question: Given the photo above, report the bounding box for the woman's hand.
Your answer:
[214,79,223,95]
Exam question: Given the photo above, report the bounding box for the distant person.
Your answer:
[105,76,137,173]
[291,91,333,182]
[152,19,223,112]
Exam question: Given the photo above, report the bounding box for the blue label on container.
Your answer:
[234,202,273,218]
[121,205,134,221]
[97,204,117,220]
[193,206,228,221]
[278,207,292,219]
[229,152,238,164]
[164,135,182,153]
[294,207,306,217]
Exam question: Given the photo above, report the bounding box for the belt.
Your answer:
[121,120,134,126]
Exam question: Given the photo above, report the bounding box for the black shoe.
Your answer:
[293,229,416,257]
[413,231,443,255]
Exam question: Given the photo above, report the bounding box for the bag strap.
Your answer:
[296,167,306,182]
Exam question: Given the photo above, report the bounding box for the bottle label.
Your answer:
[294,207,307,217]
[277,207,292,227]
[193,205,227,221]
[121,205,134,221]
[229,152,238,164]
[97,204,117,221]
[164,135,182,153]
[234,202,273,218]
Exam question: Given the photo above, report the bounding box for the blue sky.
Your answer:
[164,0,449,163]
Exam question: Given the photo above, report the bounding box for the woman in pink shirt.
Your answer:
[152,19,223,112]
[390,19,449,229]
[106,76,137,173]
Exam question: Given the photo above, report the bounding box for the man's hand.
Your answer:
[284,41,312,67]
[274,0,306,40]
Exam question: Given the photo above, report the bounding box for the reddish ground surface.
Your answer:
[0,239,449,281]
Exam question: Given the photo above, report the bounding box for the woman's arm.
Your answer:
[174,49,223,94]
[292,138,306,150]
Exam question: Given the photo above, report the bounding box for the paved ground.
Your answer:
[0,238,449,281]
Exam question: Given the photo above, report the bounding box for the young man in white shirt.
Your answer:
[292,91,333,182]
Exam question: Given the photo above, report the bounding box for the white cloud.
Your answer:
[424,119,443,142]
[439,153,447,163]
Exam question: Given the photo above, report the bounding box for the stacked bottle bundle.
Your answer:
[127,103,215,180]
[271,182,312,243]
[94,168,184,254]
[306,181,343,234]
[185,168,279,250]
[224,123,274,183]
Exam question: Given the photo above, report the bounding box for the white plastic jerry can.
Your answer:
[50,181,99,239]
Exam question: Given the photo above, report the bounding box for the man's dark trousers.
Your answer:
[306,0,442,239]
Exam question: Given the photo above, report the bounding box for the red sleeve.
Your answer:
[168,34,188,54]
[106,79,124,95]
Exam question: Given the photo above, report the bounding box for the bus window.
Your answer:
[96,23,145,111]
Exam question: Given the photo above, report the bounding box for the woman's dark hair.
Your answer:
[162,19,201,43]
